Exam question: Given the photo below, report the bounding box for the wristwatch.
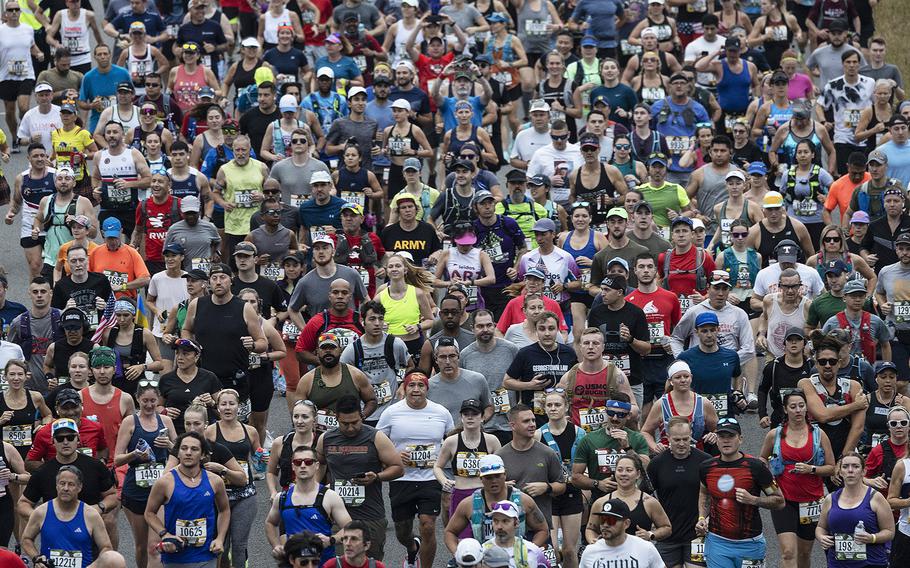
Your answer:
[159,529,168,538]
[592,479,600,490]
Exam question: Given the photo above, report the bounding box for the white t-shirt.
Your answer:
[578,536,664,568]
[526,143,584,205]
[512,127,552,163]
[0,24,36,81]
[147,271,190,337]
[18,105,62,155]
[376,399,454,482]
[753,262,825,300]
[684,35,726,87]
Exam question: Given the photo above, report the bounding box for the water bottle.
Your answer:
[0,456,8,498]
[854,521,866,539]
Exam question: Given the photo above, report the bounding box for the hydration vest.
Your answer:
[470,487,525,542]
[768,422,826,476]
[836,310,877,364]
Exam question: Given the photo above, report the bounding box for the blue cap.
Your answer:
[101,217,122,238]
[824,259,849,276]
[670,216,693,228]
[474,54,494,65]
[875,361,898,375]
[581,36,598,47]
[525,268,546,279]
[747,162,768,175]
[163,242,186,255]
[607,257,629,271]
[486,12,508,23]
[695,311,719,327]
[648,153,669,167]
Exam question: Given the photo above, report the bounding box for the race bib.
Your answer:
[720,218,733,247]
[657,226,671,240]
[191,258,211,273]
[603,353,630,373]
[798,499,821,524]
[493,71,513,87]
[234,189,256,208]
[542,545,559,568]
[49,550,82,568]
[893,301,910,323]
[373,380,393,405]
[357,267,370,288]
[666,136,690,155]
[260,263,284,281]
[690,538,705,562]
[353,55,367,71]
[316,409,338,431]
[793,198,818,217]
[464,285,479,306]
[871,432,885,448]
[596,448,621,475]
[0,371,5,389]
[176,518,207,547]
[2,424,31,446]
[135,462,165,488]
[483,241,504,263]
[706,393,728,415]
[491,388,511,415]
[770,24,788,41]
[248,352,261,369]
[8,60,26,76]
[834,534,866,561]
[282,320,300,342]
[104,270,128,289]
[290,194,306,207]
[679,296,692,315]
[640,87,664,104]
[325,328,357,350]
[405,444,436,468]
[648,321,664,344]
[78,447,93,456]
[741,561,764,568]
[525,20,548,35]
[107,185,131,204]
[334,479,366,506]
[455,451,484,477]
[843,110,862,129]
[579,407,608,432]
[340,190,365,207]
[620,39,642,56]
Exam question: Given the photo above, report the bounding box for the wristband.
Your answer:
[872,534,877,544]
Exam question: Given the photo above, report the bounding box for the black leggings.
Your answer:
[0,494,13,548]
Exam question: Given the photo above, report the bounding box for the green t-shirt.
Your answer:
[639,182,690,228]
[573,426,650,498]
[807,292,846,328]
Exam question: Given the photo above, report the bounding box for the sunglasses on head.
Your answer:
[139,379,159,387]
[816,357,839,367]
[292,457,317,467]
[54,434,77,442]
[491,501,517,513]
[294,559,320,566]
[545,387,565,394]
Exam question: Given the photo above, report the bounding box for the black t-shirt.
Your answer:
[379,221,442,267]
[231,274,288,318]
[23,454,114,505]
[732,141,766,170]
[250,205,302,233]
[51,272,113,319]
[239,107,282,161]
[862,214,910,273]
[587,302,650,386]
[168,439,233,464]
[759,357,813,426]
[177,20,228,68]
[647,448,712,543]
[159,368,223,434]
[506,342,578,407]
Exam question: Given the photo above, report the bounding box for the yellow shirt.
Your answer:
[51,127,94,181]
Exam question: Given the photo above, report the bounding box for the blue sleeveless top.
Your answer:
[337,166,370,196]
[41,501,93,565]
[280,483,335,564]
[163,469,218,564]
[123,413,167,500]
[717,59,752,114]
[826,487,887,568]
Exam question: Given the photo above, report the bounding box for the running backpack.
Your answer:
[18,309,63,360]
[352,334,398,373]
[235,83,259,114]
[768,423,825,476]
[138,197,182,231]
[662,247,707,291]
[319,310,365,334]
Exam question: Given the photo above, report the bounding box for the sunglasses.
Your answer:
[291,138,309,144]
[823,236,842,243]
[731,231,748,238]
[139,379,159,387]
[294,559,320,566]
[545,387,566,394]
[141,108,157,115]
[54,434,77,442]
[145,82,160,88]
[601,515,622,526]
[550,134,569,141]
[890,419,910,428]
[491,501,517,513]
[779,284,800,290]
[571,201,590,209]
[614,143,631,150]
[294,399,317,409]
[460,154,477,159]
[606,410,629,418]
[5,7,19,11]
[173,339,200,352]
[264,209,282,216]
[816,358,839,367]
[292,457,317,467]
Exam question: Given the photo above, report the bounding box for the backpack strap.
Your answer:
[353,338,365,369]
[19,311,32,360]
[383,334,397,372]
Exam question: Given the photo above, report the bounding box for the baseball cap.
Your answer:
[60,101,77,113]
[198,86,216,99]
[593,499,631,519]
[117,81,134,93]
[455,71,473,81]
[532,218,557,233]
[425,14,443,25]
[724,37,741,50]
[452,159,475,172]
[233,242,258,256]
[279,94,298,112]
[641,27,658,37]
[695,311,719,327]
[592,94,610,107]
[763,191,784,208]
[240,36,260,48]
[634,201,653,214]
[828,19,848,31]
[391,98,411,111]
[479,455,506,477]
[709,270,732,287]
[347,86,367,100]
[473,53,494,65]
[312,235,336,248]
[473,190,495,205]
[460,399,483,413]
[341,202,364,216]
[725,170,746,182]
[325,33,342,44]
[486,11,508,23]
[670,216,693,228]
[453,222,477,246]
[825,259,849,275]
[525,268,546,280]
[770,70,790,84]
[606,207,628,220]
[163,242,185,255]
[403,158,422,172]
[529,99,550,113]
[317,66,335,79]
[455,539,483,567]
[395,60,416,72]
[785,326,805,340]
[505,169,527,183]
[607,257,629,272]
[716,417,742,435]
[748,162,768,176]
[318,333,340,348]
[173,338,202,353]
[875,361,898,375]
[181,195,201,213]
[843,279,867,295]
[311,170,333,184]
[775,240,800,263]
[692,218,705,231]
[181,269,209,281]
[487,500,520,519]
[579,132,600,148]
[483,547,511,568]
[208,263,233,278]
[56,389,81,408]
[342,11,359,21]
[601,274,627,291]
[69,214,92,229]
[527,174,550,187]
[849,211,870,224]
[34,82,52,93]
[648,153,668,167]
[60,307,86,330]
[52,418,79,436]
[580,35,597,47]
[896,233,910,245]
[101,217,122,238]
[401,0,419,6]
[868,150,889,165]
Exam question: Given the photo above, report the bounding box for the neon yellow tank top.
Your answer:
[379,285,419,336]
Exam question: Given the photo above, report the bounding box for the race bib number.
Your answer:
[201,55,212,69]
[894,301,910,323]
[620,39,642,56]
[107,185,131,204]
[0,371,5,389]
[334,479,366,506]
[49,550,82,568]
[340,191,365,207]
[455,451,484,477]
[679,295,692,315]
[290,194,306,207]
[235,189,256,208]
[640,87,664,104]
[834,534,866,561]
[706,393,728,415]
[78,447,93,456]
[720,218,733,246]
[282,320,300,341]
[525,20,548,35]
[579,407,608,432]
[648,321,664,344]
[326,328,357,350]
[373,380,393,405]
[596,448,620,475]
[770,24,788,41]
[491,388,511,414]
[580,269,592,287]
[741,561,764,568]
[248,352,261,369]
[191,258,211,272]
[135,463,164,488]
[464,285,478,306]
[176,518,207,547]
[657,226,671,240]
[843,110,862,129]
[493,71,513,88]
[871,432,885,448]
[104,270,128,289]
[405,444,436,468]
[688,0,706,10]
[2,424,31,446]
[353,55,367,71]
[542,546,559,568]
[798,499,821,524]
[690,538,705,562]
[357,268,370,288]
[260,263,284,281]
[793,199,818,217]
[666,136,690,155]
[603,353,630,373]
[8,60,26,76]
[483,241,504,263]
[316,409,338,431]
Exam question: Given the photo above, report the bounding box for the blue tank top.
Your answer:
[41,501,93,566]
[826,487,887,568]
[123,413,167,499]
[21,171,56,207]
[336,166,370,196]
[170,170,201,199]
[448,126,481,158]
[716,59,752,114]
[163,469,218,564]
[280,484,335,564]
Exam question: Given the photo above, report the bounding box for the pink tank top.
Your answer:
[173,65,207,112]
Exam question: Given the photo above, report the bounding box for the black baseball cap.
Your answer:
[182,269,209,281]
[461,399,483,413]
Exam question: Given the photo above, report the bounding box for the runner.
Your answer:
[578,499,664,568]
[640,361,719,453]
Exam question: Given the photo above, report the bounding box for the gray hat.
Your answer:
[482,546,511,568]
[843,279,867,295]
[785,326,805,340]
[403,157,422,171]
[472,190,495,205]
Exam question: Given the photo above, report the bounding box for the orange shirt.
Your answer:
[825,172,871,223]
[57,239,101,275]
[89,243,150,299]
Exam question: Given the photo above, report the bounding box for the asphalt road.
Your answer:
[0,10,830,565]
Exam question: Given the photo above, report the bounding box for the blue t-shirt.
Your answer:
[263,47,308,76]
[589,84,639,123]
[301,91,349,141]
[366,100,394,167]
[111,10,165,37]
[79,65,134,132]
[299,195,347,230]
[879,140,910,189]
[390,86,432,116]
[570,0,624,48]
[313,56,362,82]
[678,345,741,396]
[0,300,27,340]
[649,97,711,173]
[439,96,485,131]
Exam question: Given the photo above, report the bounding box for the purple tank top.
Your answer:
[825,487,887,567]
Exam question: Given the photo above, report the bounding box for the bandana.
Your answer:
[115,300,137,315]
[606,400,633,412]
[404,372,429,388]
[90,346,117,368]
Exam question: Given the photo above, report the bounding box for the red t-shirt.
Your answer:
[27,417,107,462]
[626,287,682,343]
[324,557,387,568]
[497,294,569,334]
[303,0,332,45]
[332,232,386,298]
[415,52,455,112]
[657,246,716,296]
[295,310,363,354]
[0,549,26,568]
[136,196,182,262]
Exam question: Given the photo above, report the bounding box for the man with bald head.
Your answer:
[295,278,366,367]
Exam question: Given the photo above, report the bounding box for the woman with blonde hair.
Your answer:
[266,399,320,497]
[855,79,896,150]
[806,224,876,287]
[640,360,719,454]
[376,253,436,363]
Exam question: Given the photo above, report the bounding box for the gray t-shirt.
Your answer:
[496,441,564,526]
[461,338,519,433]
[428,369,492,426]
[439,4,483,31]
[805,44,866,87]
[428,328,476,351]
[269,157,331,203]
[340,333,411,421]
[288,264,369,316]
[164,220,221,271]
[822,311,892,358]
[875,262,910,330]
[325,117,379,170]
[861,63,904,88]
[7,310,56,394]
[628,231,672,259]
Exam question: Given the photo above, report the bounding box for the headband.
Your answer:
[404,372,429,388]
[90,346,117,367]
[114,300,137,315]
[667,361,691,379]
[781,57,798,64]
[606,400,632,411]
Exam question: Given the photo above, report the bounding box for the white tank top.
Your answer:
[98,147,139,208]
[447,247,483,310]
[127,46,156,96]
[60,9,91,66]
[899,457,910,536]
[111,105,140,132]
[766,295,809,358]
[393,20,422,64]
[263,8,292,44]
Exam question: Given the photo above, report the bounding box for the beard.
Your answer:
[320,354,339,368]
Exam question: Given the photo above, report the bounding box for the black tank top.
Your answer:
[52,337,96,381]
[215,421,255,497]
[194,296,250,379]
[448,125,481,158]
[865,390,895,440]
[388,123,420,157]
[21,171,56,207]
[608,491,653,534]
[451,431,490,477]
[0,389,37,458]
[170,171,200,199]
[233,58,264,91]
[758,217,797,268]
[574,163,618,223]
